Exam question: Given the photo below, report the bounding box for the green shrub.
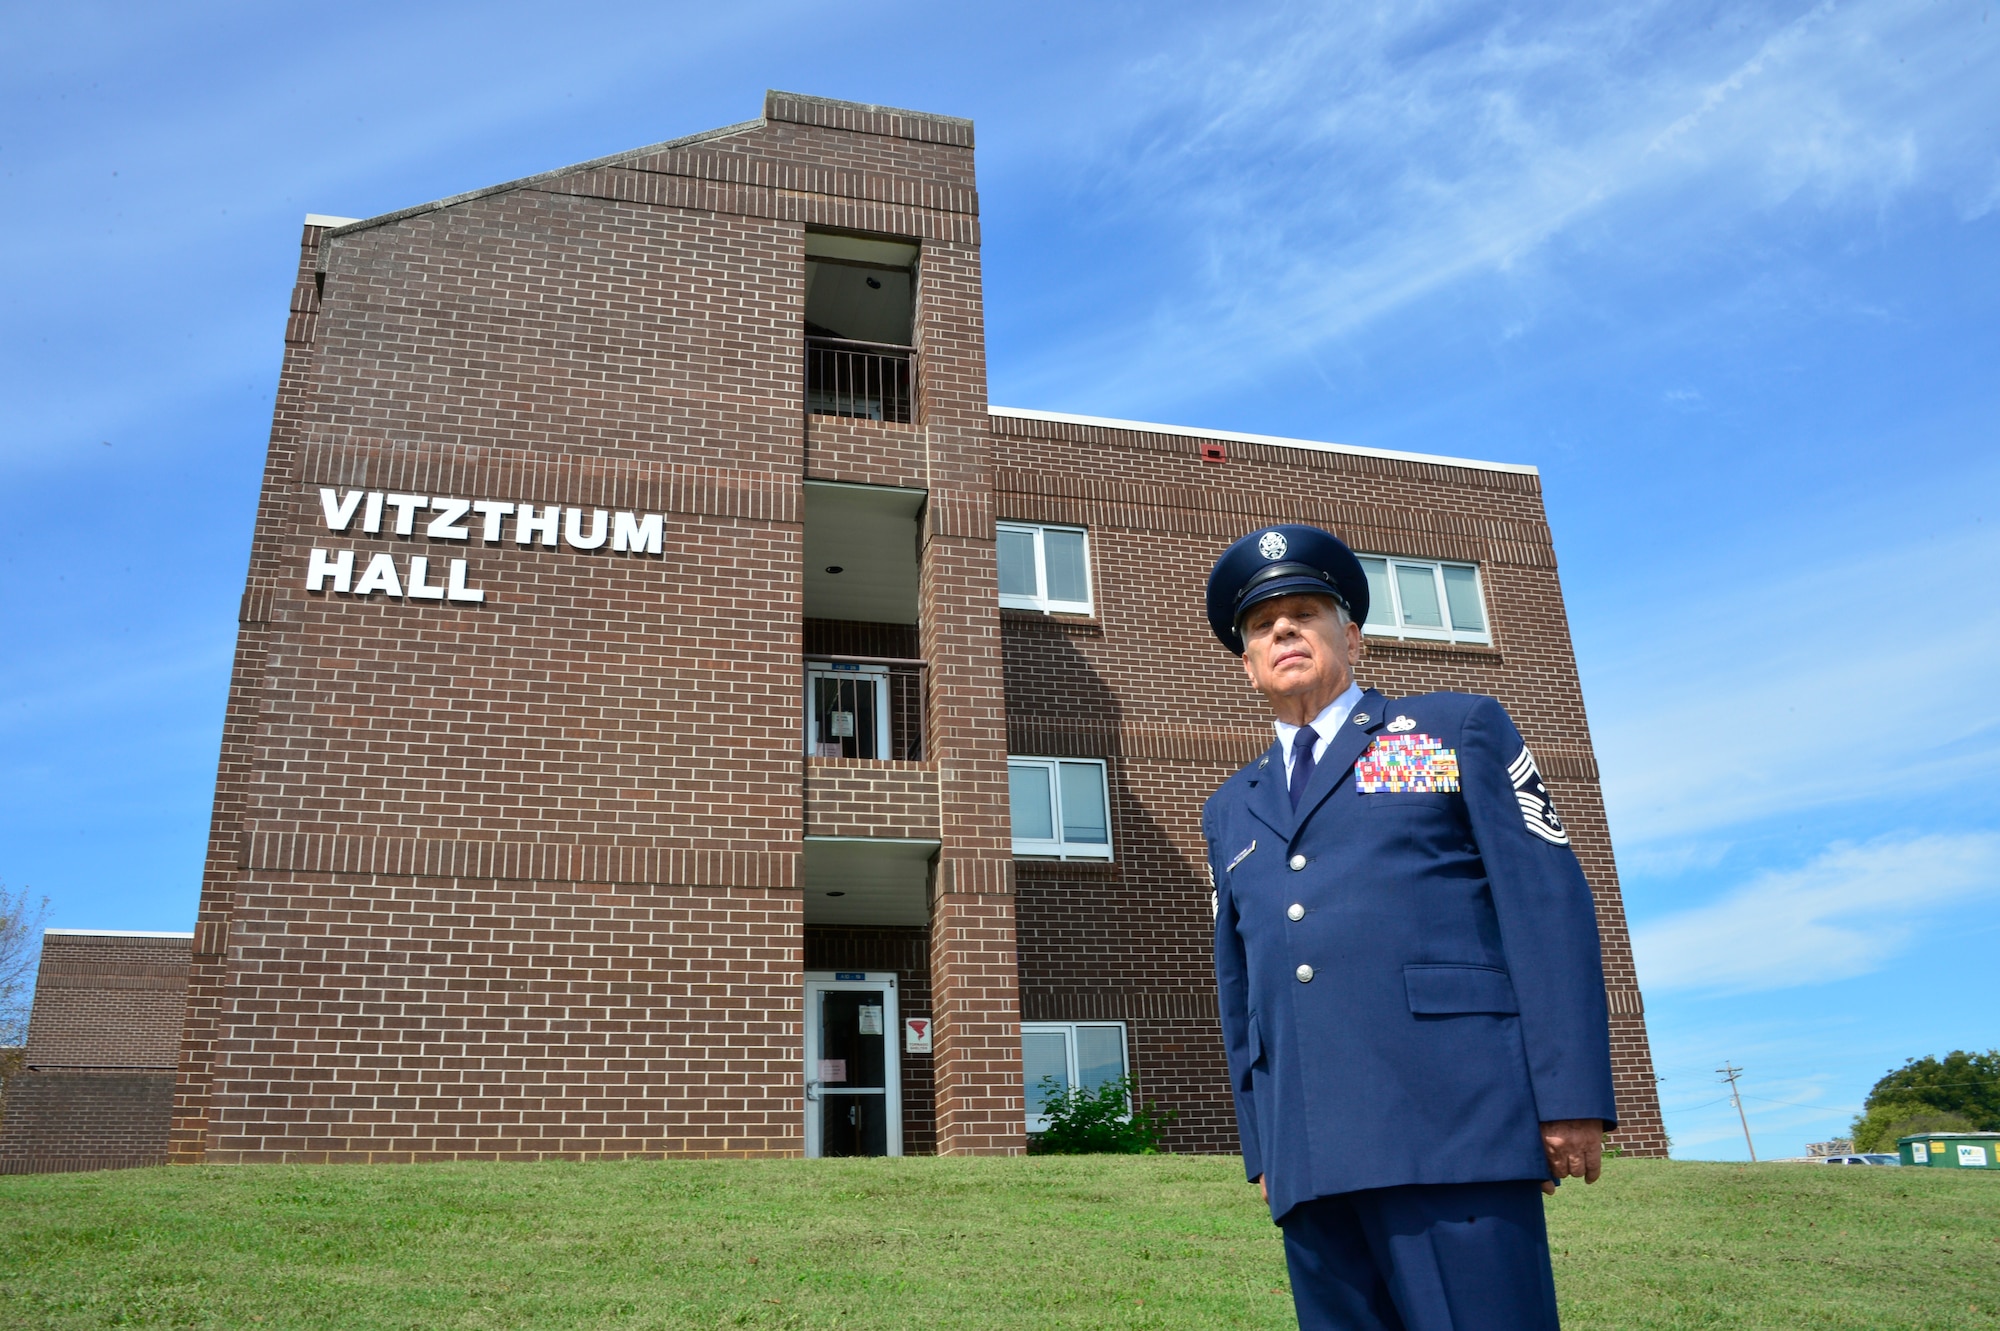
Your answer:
[1027,1075,1178,1154]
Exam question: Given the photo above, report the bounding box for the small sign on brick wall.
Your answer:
[904,1017,932,1053]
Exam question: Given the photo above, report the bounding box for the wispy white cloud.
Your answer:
[0,2,813,475]
[1590,520,2000,847]
[1002,0,2000,411]
[1633,832,2000,994]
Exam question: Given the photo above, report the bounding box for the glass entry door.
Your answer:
[806,664,891,759]
[803,972,902,1157]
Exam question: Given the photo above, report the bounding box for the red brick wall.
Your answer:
[0,1072,176,1174]
[200,876,798,1162]
[1,933,192,1173]
[176,92,999,1163]
[991,413,1666,1157]
[805,760,941,840]
[174,91,1659,1167]
[803,619,920,660]
[23,934,191,1069]
[807,416,928,490]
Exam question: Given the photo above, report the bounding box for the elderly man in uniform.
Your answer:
[1203,524,1615,1331]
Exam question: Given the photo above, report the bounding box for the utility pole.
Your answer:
[1718,1063,1757,1162]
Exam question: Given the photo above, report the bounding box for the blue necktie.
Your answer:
[1289,725,1318,809]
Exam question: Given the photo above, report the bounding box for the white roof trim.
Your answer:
[988,406,1538,477]
[43,928,195,939]
[304,214,362,228]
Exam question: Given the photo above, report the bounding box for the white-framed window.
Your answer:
[1358,556,1491,645]
[1008,757,1113,860]
[1022,1021,1129,1133]
[805,662,892,758]
[997,522,1093,615]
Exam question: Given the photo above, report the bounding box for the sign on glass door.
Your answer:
[804,972,902,1157]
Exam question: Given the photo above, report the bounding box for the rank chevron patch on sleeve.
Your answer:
[1508,745,1570,845]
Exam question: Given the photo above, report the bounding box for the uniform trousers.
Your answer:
[1280,1180,1559,1331]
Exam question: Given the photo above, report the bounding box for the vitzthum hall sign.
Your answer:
[304,487,667,604]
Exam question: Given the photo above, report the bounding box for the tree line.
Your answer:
[1850,1049,2000,1151]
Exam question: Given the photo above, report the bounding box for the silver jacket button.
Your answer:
[1287,903,1305,921]
[1288,853,1307,871]
[1296,964,1315,983]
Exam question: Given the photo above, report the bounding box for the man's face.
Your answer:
[1239,593,1361,712]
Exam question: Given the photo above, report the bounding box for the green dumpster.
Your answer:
[1899,1132,2000,1169]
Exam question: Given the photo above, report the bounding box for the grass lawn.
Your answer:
[1,1156,1995,1329]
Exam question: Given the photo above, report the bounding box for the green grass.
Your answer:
[1,1157,1995,1329]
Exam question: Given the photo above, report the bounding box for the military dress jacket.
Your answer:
[1205,689,1617,1222]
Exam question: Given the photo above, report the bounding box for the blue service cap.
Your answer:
[1205,524,1370,656]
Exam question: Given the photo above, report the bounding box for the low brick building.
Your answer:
[47,90,1663,1169]
[0,931,192,1173]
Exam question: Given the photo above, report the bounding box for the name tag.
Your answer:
[1355,734,1461,794]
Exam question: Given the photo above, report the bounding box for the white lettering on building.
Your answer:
[306,548,354,593]
[384,493,427,536]
[564,507,609,550]
[303,488,666,606]
[613,511,663,555]
[353,551,402,597]
[425,497,472,541]
[471,500,514,542]
[319,489,364,531]
[515,503,561,547]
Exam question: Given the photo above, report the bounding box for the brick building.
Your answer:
[107,89,1667,1166]
[0,931,192,1173]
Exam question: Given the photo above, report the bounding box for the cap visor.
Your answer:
[1235,577,1346,627]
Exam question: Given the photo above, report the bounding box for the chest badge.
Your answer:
[1227,840,1258,872]
[1386,715,1416,733]
[1355,733,1461,794]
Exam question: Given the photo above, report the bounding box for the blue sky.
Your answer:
[4,1,1995,1159]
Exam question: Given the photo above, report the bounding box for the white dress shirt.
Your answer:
[1273,679,1364,783]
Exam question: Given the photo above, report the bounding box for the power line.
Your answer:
[1718,1063,1757,1162]
[1660,1095,1736,1113]
[1744,1093,1856,1111]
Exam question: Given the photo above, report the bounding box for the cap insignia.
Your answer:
[1257,531,1288,560]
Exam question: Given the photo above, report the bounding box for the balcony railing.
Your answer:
[805,655,928,761]
[805,337,915,424]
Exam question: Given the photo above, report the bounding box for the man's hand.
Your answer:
[1539,1119,1605,1194]
[1256,1174,1268,1203]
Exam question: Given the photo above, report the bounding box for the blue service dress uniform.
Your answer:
[1206,687,1617,1331]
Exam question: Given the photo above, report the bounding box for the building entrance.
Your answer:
[803,972,902,1157]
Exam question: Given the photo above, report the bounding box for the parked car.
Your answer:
[1821,1154,1899,1165]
